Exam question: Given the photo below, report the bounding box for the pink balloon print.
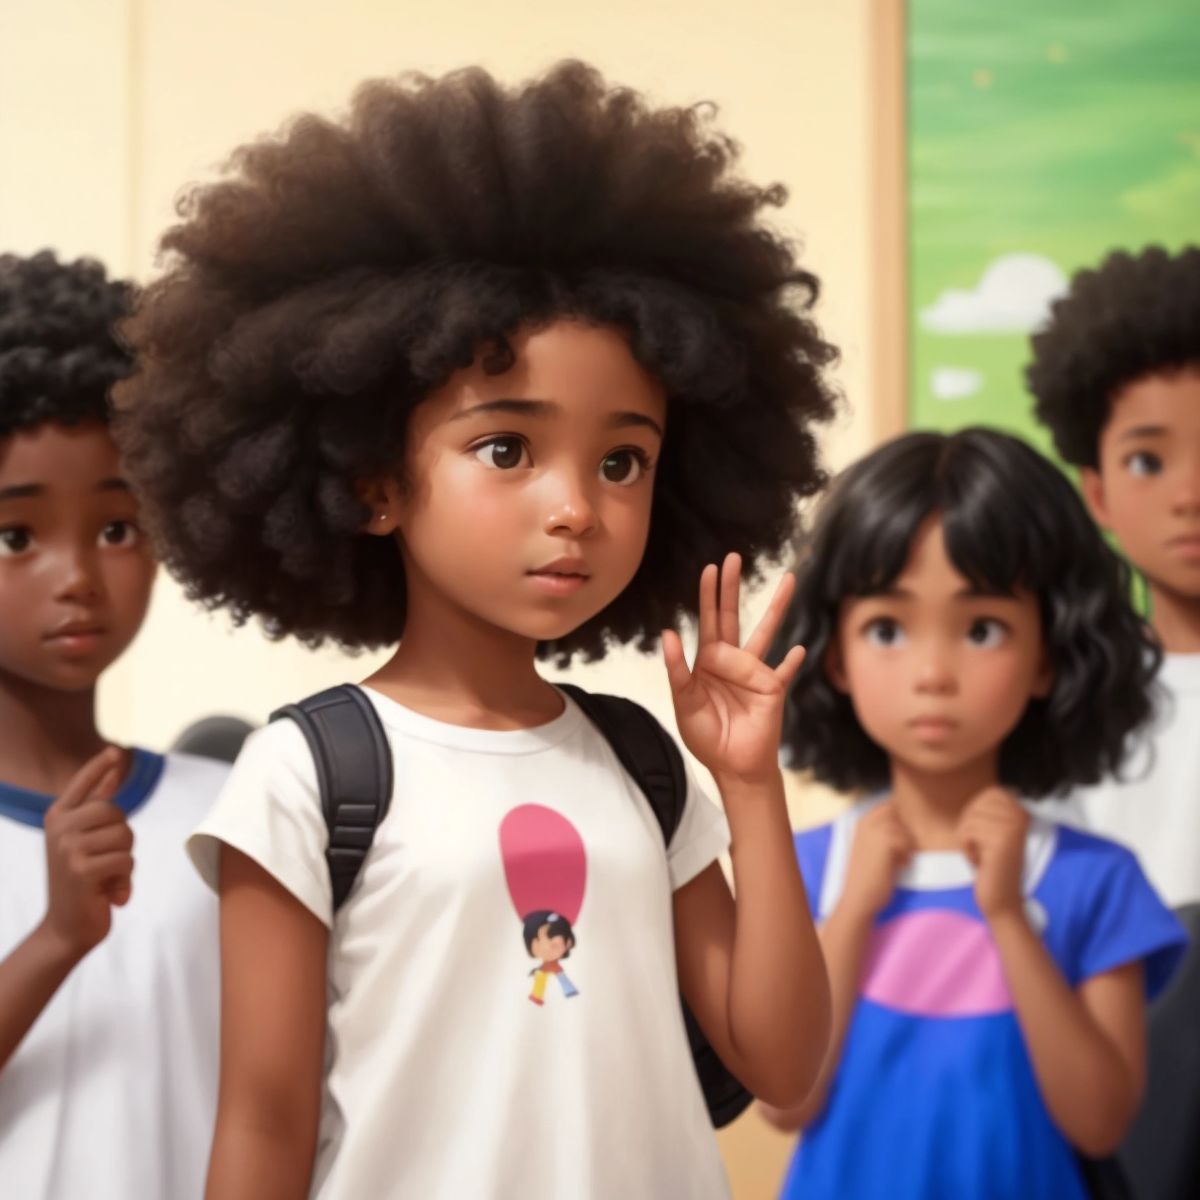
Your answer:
[498,804,587,924]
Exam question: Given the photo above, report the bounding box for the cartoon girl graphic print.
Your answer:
[522,911,579,1005]
[500,804,587,1006]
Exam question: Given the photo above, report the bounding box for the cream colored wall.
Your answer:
[2,2,880,1194]
[0,0,134,271]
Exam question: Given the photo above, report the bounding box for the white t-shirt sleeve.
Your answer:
[187,719,334,927]
[665,760,730,891]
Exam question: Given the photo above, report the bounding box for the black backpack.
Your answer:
[271,682,754,1129]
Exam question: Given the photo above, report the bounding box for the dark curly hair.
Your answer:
[113,61,839,656]
[771,428,1160,798]
[1027,245,1200,467]
[0,250,134,440]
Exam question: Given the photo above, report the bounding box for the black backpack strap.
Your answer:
[557,684,687,842]
[558,683,753,1128]
[269,684,393,912]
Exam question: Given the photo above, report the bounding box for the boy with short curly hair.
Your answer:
[1028,244,1200,911]
[0,250,226,1199]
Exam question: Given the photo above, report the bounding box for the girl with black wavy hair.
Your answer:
[762,428,1186,1200]
[114,62,834,1198]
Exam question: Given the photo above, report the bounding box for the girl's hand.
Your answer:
[838,801,915,922]
[957,786,1029,921]
[662,553,805,787]
[40,748,133,959]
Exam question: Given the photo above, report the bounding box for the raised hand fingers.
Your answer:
[743,570,797,661]
[697,554,747,648]
[94,849,136,908]
[78,851,135,887]
[48,747,124,815]
[77,821,135,858]
[774,644,807,688]
[59,798,129,836]
[957,788,1026,836]
[55,809,134,883]
[697,563,720,649]
[661,628,694,698]
[869,802,916,854]
[718,552,742,646]
[66,816,135,905]
[694,639,783,694]
[956,806,1007,865]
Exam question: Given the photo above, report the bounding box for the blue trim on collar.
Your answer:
[0,749,165,830]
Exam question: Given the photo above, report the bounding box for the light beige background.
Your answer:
[1,1,890,1193]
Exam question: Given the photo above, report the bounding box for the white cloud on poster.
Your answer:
[930,366,983,400]
[920,253,1068,334]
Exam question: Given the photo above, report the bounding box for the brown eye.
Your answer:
[863,618,904,647]
[0,527,33,556]
[1126,451,1163,478]
[474,438,529,470]
[966,618,1007,648]
[600,449,646,486]
[99,520,141,547]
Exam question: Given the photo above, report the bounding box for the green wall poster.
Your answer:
[907,1,1200,454]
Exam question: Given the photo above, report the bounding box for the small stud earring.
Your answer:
[378,512,388,522]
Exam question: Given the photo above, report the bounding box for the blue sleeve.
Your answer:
[793,824,833,917]
[1064,831,1189,1000]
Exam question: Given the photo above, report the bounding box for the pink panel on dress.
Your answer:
[861,909,1013,1017]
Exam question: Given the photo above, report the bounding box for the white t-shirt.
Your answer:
[1071,652,1200,909]
[188,686,733,1200]
[0,751,227,1200]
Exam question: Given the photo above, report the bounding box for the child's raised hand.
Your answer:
[661,553,805,786]
[41,747,135,958]
[957,786,1028,921]
[838,801,915,921]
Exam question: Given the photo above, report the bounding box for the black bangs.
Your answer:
[937,430,1097,600]
[774,427,1161,797]
[807,440,938,603]
[815,429,1104,602]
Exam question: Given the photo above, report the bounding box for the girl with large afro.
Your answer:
[115,61,836,1198]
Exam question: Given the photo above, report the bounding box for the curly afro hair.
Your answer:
[1027,245,1200,467]
[0,250,134,440]
[771,428,1160,798]
[113,60,839,656]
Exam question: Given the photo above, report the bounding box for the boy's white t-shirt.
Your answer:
[188,686,733,1200]
[0,752,227,1200]
[1070,653,1200,909]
